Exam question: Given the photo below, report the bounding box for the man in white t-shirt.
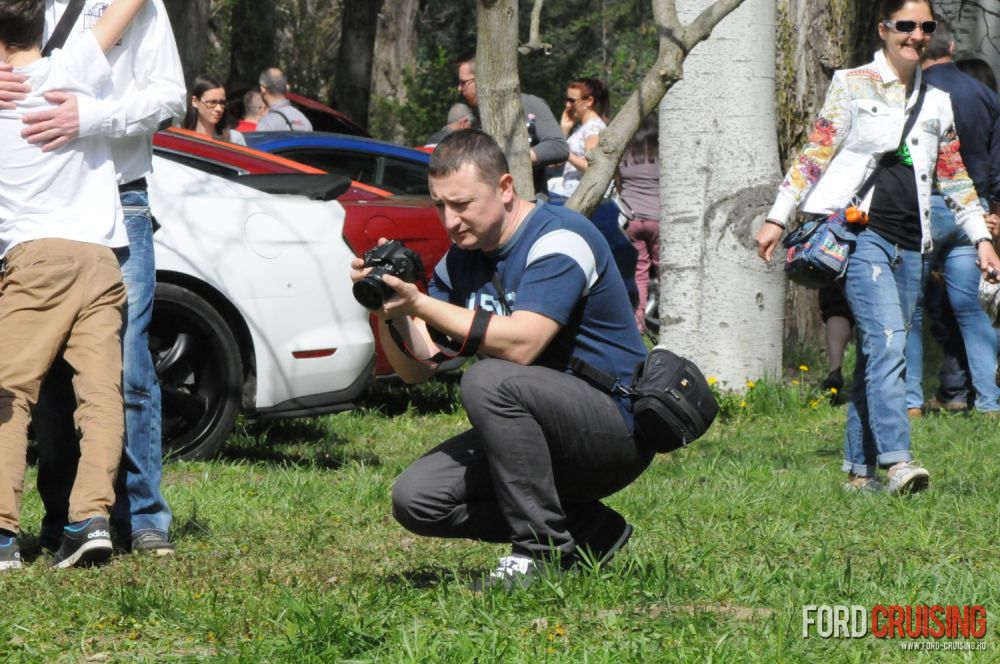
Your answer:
[0,0,184,557]
[0,0,150,572]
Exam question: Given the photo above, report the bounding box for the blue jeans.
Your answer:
[36,189,170,542]
[841,229,923,476]
[904,196,1000,412]
[112,189,171,538]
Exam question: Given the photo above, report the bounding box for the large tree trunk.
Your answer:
[372,0,421,143]
[228,0,277,93]
[658,0,782,387]
[476,0,534,198]
[161,0,210,87]
[336,0,382,130]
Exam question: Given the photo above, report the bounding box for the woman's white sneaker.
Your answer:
[886,461,929,495]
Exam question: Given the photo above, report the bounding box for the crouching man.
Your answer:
[350,129,654,590]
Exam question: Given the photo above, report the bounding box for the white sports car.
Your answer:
[148,130,376,460]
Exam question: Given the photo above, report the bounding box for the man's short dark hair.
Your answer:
[259,68,288,95]
[0,0,44,51]
[429,129,509,186]
[923,17,954,61]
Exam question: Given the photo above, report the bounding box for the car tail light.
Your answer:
[292,349,337,359]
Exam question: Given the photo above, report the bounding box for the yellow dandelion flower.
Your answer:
[829,387,838,394]
[746,380,756,389]
[740,400,748,408]
[707,376,717,385]
[799,365,809,372]
[791,380,799,385]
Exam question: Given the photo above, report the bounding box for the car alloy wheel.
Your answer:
[151,283,243,460]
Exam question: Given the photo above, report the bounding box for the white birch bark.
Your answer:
[940,0,1000,74]
[658,0,783,389]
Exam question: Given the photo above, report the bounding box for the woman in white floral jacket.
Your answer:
[756,0,1000,494]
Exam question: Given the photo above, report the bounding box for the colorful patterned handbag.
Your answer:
[782,208,859,288]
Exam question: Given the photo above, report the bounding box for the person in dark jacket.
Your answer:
[904,17,1000,416]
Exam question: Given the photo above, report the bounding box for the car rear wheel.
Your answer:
[151,283,242,461]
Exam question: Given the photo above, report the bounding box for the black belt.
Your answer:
[118,177,148,193]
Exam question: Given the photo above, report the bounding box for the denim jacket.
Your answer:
[768,50,991,252]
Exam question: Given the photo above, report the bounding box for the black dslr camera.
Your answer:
[352,240,425,310]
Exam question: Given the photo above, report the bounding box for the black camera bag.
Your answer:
[629,349,718,452]
[570,348,718,453]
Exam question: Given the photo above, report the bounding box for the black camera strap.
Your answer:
[568,356,635,399]
[386,308,493,364]
[42,0,87,57]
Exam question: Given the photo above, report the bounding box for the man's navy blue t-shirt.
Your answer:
[428,202,647,428]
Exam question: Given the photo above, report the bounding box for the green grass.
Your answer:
[2,374,998,662]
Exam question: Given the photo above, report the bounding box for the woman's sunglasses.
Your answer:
[882,19,937,34]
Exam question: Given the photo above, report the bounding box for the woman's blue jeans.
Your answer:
[841,229,923,477]
[904,196,1000,412]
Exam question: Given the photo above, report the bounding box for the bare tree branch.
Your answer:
[566,0,747,217]
[518,0,552,55]
[682,0,748,51]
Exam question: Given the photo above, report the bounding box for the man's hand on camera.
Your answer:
[0,63,29,110]
[21,91,80,152]
[378,274,425,319]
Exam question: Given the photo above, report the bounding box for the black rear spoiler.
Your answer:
[230,173,351,202]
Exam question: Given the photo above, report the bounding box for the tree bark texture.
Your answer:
[939,0,1000,75]
[228,0,277,93]
[336,0,383,130]
[658,0,783,387]
[162,0,210,88]
[476,0,534,198]
[373,0,421,143]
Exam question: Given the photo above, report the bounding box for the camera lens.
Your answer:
[353,274,391,310]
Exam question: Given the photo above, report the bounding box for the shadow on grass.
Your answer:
[383,564,486,589]
[360,372,464,417]
[171,504,212,541]
[223,419,381,469]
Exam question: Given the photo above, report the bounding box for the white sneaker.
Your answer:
[886,461,929,495]
[470,554,541,592]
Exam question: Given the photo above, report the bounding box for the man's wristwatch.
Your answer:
[975,237,993,248]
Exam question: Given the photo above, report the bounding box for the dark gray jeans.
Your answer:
[392,358,654,559]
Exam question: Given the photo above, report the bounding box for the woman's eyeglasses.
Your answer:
[882,19,937,34]
[199,98,227,108]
